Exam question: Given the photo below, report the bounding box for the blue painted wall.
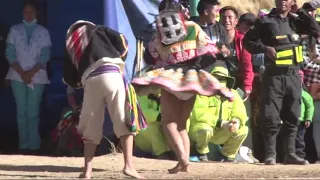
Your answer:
[0,0,154,153]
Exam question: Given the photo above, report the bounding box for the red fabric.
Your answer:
[234,29,254,92]
[70,29,83,62]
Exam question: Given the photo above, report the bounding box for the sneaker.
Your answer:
[199,154,209,162]
[248,152,260,163]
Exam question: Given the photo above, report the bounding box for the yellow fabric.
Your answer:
[134,121,170,156]
[276,49,293,58]
[295,46,303,63]
[189,123,248,158]
[274,46,303,65]
[135,95,169,156]
[316,8,320,22]
[187,89,248,129]
[275,59,293,65]
[187,88,248,158]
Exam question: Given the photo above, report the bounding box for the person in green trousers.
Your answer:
[188,63,248,162]
[6,2,51,154]
[134,94,173,159]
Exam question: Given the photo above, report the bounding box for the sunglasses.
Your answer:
[215,76,227,81]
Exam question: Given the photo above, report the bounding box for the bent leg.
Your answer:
[189,123,213,156]
[134,122,170,157]
[102,73,143,179]
[161,89,188,173]
[212,126,249,159]
[77,76,106,179]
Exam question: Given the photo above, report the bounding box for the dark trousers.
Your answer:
[260,67,301,159]
[296,122,306,158]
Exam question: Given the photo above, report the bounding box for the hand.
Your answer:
[244,90,251,101]
[264,46,276,60]
[230,118,240,133]
[220,45,231,57]
[22,70,36,84]
[305,120,311,128]
[21,72,32,84]
[221,120,233,130]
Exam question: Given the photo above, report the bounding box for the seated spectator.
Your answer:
[219,6,254,99]
[188,63,248,162]
[296,70,314,159]
[134,94,173,159]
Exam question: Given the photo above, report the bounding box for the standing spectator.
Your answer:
[300,0,320,163]
[237,13,256,34]
[219,6,254,99]
[195,0,231,72]
[5,2,51,154]
[296,70,314,159]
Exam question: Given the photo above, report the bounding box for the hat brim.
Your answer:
[212,72,235,89]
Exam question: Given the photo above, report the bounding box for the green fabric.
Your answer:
[187,89,248,129]
[189,0,200,17]
[135,95,168,156]
[300,90,314,122]
[184,25,197,41]
[138,95,160,124]
[134,121,170,156]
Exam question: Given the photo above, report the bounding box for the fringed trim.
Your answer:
[123,75,148,133]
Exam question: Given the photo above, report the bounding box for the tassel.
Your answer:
[123,74,148,133]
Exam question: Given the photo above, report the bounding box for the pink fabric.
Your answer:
[131,69,235,101]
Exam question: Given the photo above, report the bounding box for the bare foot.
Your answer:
[79,172,92,179]
[123,167,145,179]
[168,162,189,174]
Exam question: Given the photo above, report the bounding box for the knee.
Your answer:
[163,121,177,130]
[235,126,249,138]
[195,129,213,142]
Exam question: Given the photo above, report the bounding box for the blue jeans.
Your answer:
[11,80,45,150]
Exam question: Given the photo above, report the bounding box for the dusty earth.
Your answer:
[0,154,320,179]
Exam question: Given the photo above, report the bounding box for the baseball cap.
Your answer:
[303,0,320,10]
[239,13,256,25]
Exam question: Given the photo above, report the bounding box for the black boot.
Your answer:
[264,154,276,165]
[283,153,309,165]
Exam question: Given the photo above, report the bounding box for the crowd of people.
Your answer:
[5,0,320,179]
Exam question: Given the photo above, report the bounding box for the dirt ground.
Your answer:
[1,154,320,179]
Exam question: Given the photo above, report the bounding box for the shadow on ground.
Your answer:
[0,164,104,173]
